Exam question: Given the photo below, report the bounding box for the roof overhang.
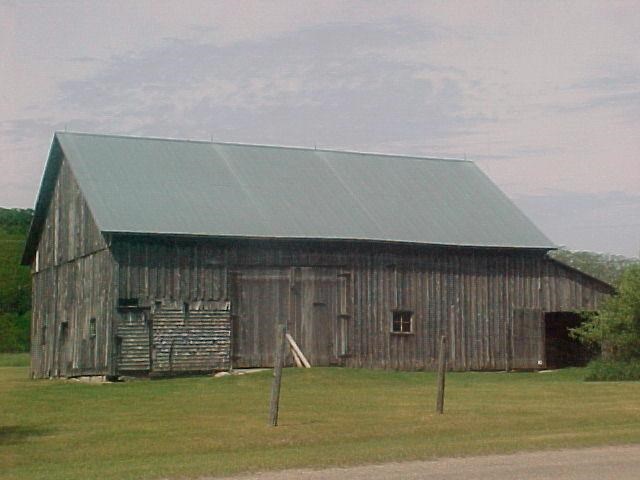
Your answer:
[21,136,64,265]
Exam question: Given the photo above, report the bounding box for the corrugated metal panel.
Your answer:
[53,131,554,249]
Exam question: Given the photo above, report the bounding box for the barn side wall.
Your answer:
[112,238,612,372]
[30,158,116,378]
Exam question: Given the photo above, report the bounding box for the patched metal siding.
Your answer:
[116,311,150,372]
[151,302,231,374]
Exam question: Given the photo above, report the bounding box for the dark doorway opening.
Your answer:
[544,312,595,369]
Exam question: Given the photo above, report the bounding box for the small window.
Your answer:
[89,318,96,338]
[60,322,69,343]
[118,298,139,308]
[392,310,413,334]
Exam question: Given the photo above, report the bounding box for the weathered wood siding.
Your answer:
[111,241,226,304]
[112,238,612,372]
[30,157,115,378]
[229,267,339,367]
[510,308,545,369]
[150,301,231,374]
[115,301,231,375]
[34,159,107,270]
[115,310,151,372]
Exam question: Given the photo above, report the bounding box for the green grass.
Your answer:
[2,360,640,480]
[0,353,28,367]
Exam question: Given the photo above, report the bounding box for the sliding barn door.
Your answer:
[230,266,342,368]
[290,267,339,366]
[230,268,292,368]
[510,308,545,369]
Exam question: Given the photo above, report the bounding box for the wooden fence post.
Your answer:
[268,324,287,426]
[436,335,447,414]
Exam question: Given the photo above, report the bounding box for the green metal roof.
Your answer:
[24,132,555,262]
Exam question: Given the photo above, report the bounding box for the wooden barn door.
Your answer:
[291,267,338,366]
[510,308,545,369]
[230,268,292,368]
[230,266,342,368]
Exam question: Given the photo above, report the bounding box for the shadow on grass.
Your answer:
[0,425,53,445]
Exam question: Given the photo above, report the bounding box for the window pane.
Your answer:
[392,315,401,332]
[392,311,413,333]
[402,316,411,332]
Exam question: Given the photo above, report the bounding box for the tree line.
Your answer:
[0,208,33,352]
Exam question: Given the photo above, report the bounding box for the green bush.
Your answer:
[0,208,33,352]
[0,207,33,235]
[0,312,30,352]
[584,359,640,381]
[572,265,640,361]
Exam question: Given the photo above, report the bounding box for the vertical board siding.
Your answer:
[36,159,106,271]
[31,249,115,378]
[511,308,545,369]
[113,241,226,304]
[30,156,114,379]
[111,238,612,373]
[230,268,291,367]
[33,232,614,377]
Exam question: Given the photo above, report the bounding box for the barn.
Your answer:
[22,132,613,378]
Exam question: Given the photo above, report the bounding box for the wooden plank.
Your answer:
[290,344,303,367]
[286,333,311,368]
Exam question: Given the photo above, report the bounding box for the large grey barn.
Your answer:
[23,132,613,378]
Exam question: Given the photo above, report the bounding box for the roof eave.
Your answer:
[105,230,557,251]
[21,134,64,265]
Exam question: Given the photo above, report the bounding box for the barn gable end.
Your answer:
[29,149,116,378]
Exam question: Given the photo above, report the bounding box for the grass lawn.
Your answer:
[0,353,29,367]
[2,358,640,480]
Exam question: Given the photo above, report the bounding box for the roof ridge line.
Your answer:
[54,131,472,163]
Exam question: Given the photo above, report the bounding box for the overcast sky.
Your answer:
[1,1,638,257]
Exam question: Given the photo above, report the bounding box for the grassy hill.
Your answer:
[0,208,33,352]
